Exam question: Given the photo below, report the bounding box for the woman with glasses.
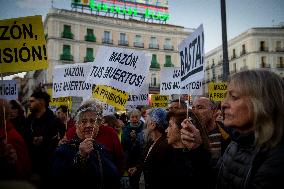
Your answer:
[52,99,121,189]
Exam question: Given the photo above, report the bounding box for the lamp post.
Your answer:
[221,0,229,81]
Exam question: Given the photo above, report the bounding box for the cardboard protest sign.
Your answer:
[47,88,72,110]
[0,80,18,100]
[125,83,149,109]
[52,63,92,98]
[0,15,48,73]
[160,67,203,95]
[179,24,204,88]
[92,85,129,110]
[86,46,151,93]
[208,82,227,101]
[102,103,115,116]
[150,94,169,108]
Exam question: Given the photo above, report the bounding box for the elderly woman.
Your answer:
[52,99,120,189]
[166,109,212,189]
[128,108,170,189]
[182,70,284,189]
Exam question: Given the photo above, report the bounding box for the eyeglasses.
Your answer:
[79,117,102,127]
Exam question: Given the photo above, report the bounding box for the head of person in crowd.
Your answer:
[221,69,284,149]
[56,105,69,123]
[75,99,103,140]
[119,113,128,124]
[29,90,50,115]
[214,102,223,123]
[169,99,187,111]
[127,109,142,127]
[192,96,217,132]
[9,100,25,120]
[167,109,210,150]
[145,108,168,135]
[102,114,123,133]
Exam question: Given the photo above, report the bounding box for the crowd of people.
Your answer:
[0,69,284,189]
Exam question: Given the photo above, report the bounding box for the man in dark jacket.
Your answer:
[24,90,65,188]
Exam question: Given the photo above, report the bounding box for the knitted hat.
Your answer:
[148,108,168,131]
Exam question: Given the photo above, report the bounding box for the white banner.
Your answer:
[52,63,92,98]
[178,24,204,88]
[86,46,151,93]
[125,83,149,108]
[0,80,18,100]
[160,67,203,95]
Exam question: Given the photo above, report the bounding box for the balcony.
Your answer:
[134,42,144,48]
[85,35,96,42]
[230,70,237,74]
[102,38,113,44]
[276,63,284,68]
[61,31,74,39]
[231,54,236,60]
[60,54,73,61]
[276,47,284,52]
[260,63,270,68]
[240,50,246,56]
[259,47,268,52]
[205,66,210,71]
[164,45,174,50]
[118,40,129,46]
[149,84,160,94]
[217,60,223,66]
[149,43,159,49]
[84,56,94,62]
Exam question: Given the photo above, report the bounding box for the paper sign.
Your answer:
[0,80,18,100]
[0,15,48,73]
[150,94,169,108]
[179,24,204,88]
[92,85,129,110]
[86,46,151,93]
[208,82,227,101]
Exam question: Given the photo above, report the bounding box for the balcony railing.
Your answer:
[231,55,236,60]
[276,47,284,52]
[240,50,246,56]
[118,40,129,46]
[260,63,270,68]
[240,66,248,71]
[259,47,268,52]
[85,35,96,42]
[149,43,159,49]
[61,31,74,39]
[134,42,144,48]
[60,54,73,61]
[164,45,174,50]
[276,63,284,68]
[102,38,113,44]
[84,56,94,62]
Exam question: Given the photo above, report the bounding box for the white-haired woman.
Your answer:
[52,99,120,189]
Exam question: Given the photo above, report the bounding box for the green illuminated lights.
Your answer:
[88,0,170,21]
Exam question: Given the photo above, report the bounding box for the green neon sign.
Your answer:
[87,0,170,21]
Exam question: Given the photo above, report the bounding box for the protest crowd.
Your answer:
[1,69,284,189]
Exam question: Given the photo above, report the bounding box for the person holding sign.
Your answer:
[52,99,120,189]
[166,109,212,189]
[182,70,284,189]
[0,99,31,181]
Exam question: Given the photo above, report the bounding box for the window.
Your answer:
[119,33,128,45]
[61,25,73,39]
[276,41,281,51]
[241,44,246,55]
[151,73,157,86]
[60,45,73,61]
[164,38,173,50]
[164,55,173,67]
[85,28,96,42]
[103,31,112,44]
[232,49,236,59]
[134,35,143,48]
[150,54,160,68]
[149,37,158,49]
[260,41,267,51]
[85,48,94,62]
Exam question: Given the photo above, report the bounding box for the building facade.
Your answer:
[204,27,284,94]
[44,8,190,90]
